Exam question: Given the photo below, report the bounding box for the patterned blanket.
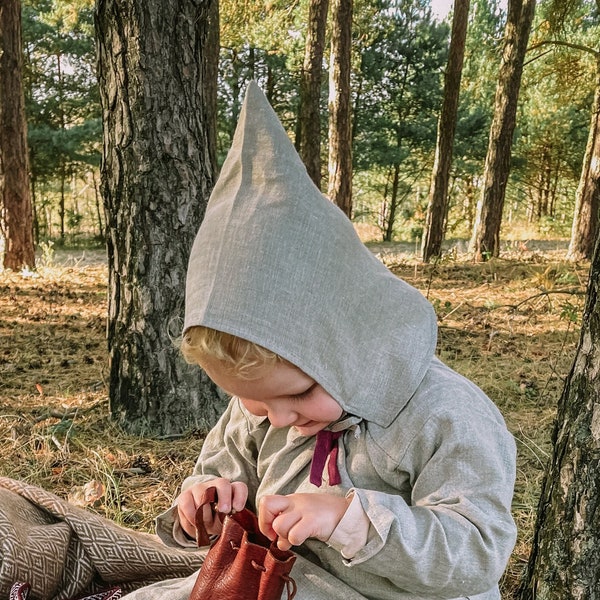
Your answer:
[0,477,203,600]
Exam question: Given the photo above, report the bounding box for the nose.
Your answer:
[267,404,297,428]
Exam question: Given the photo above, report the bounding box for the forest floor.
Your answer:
[0,238,589,598]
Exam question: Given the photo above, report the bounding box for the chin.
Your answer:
[293,422,325,436]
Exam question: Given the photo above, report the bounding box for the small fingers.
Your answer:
[189,478,232,513]
[202,503,222,535]
[231,481,249,513]
[177,479,245,538]
[276,537,293,551]
[177,507,197,539]
[177,492,199,538]
[258,495,291,541]
[272,511,304,547]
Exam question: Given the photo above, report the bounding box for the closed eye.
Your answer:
[290,382,318,401]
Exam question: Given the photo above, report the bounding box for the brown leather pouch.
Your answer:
[189,487,297,600]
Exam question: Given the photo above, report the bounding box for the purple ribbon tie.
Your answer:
[310,430,343,487]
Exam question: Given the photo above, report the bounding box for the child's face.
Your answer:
[201,359,343,437]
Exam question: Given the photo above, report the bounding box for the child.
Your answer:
[151,81,517,600]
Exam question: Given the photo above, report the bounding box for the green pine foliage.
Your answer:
[22,0,101,244]
[507,0,598,238]
[352,0,449,240]
[19,0,600,249]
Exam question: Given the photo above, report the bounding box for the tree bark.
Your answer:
[567,58,600,262]
[0,0,35,271]
[383,163,401,242]
[421,0,470,263]
[327,0,353,217]
[518,239,600,599]
[204,0,219,182]
[95,0,224,436]
[299,0,329,189]
[469,0,536,261]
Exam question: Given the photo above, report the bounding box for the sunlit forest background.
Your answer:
[18,0,595,250]
[4,1,600,597]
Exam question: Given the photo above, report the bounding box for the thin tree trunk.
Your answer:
[0,0,35,270]
[469,0,536,261]
[59,160,66,242]
[327,0,353,217]
[518,237,600,599]
[229,50,242,141]
[95,0,223,436]
[464,176,476,232]
[30,147,39,245]
[299,0,329,188]
[422,0,470,263]
[56,50,67,243]
[92,170,104,242]
[204,0,219,183]
[567,58,600,262]
[31,166,39,245]
[383,164,401,242]
[550,162,559,217]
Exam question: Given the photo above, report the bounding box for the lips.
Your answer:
[293,421,325,436]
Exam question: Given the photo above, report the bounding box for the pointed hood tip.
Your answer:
[246,80,261,93]
[241,80,272,117]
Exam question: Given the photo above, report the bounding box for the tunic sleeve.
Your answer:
[340,403,517,599]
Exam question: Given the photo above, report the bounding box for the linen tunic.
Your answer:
[156,355,516,600]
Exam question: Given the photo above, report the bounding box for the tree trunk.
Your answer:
[469,0,536,261]
[0,0,35,271]
[567,59,600,262]
[518,239,600,599]
[383,164,401,242]
[59,159,66,243]
[299,0,329,189]
[92,170,104,242]
[31,158,39,245]
[95,0,224,436]
[56,50,67,244]
[421,0,470,263]
[204,0,219,182]
[327,0,353,217]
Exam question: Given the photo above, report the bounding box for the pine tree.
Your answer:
[421,0,470,262]
[0,0,35,270]
[95,0,224,435]
[469,0,536,260]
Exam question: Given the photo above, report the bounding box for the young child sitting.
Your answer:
[151,81,517,600]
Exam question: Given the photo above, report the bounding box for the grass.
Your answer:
[0,243,589,597]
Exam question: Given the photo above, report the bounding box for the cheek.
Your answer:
[311,394,343,421]
[328,402,344,421]
[240,398,268,417]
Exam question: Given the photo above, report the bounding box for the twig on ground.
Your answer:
[497,289,585,312]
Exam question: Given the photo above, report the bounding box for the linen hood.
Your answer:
[184,81,437,428]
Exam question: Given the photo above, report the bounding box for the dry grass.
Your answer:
[0,252,205,530]
[0,243,589,598]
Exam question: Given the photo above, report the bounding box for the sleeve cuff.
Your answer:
[325,490,370,559]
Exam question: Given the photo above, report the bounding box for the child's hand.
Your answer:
[258,493,351,551]
[176,478,248,540]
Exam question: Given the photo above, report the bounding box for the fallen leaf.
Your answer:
[68,479,105,507]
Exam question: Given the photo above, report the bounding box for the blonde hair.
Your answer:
[181,325,281,379]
